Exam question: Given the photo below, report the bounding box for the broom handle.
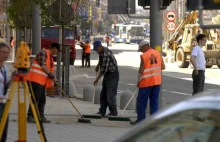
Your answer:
[120,88,138,116]
[54,81,84,118]
[93,70,99,103]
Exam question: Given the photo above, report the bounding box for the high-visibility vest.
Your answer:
[139,48,162,88]
[27,49,54,88]
[85,44,91,53]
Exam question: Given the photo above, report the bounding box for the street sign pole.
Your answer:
[32,4,41,55]
[150,0,163,109]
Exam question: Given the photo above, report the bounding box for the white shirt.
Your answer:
[191,45,206,70]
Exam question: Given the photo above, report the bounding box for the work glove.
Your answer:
[48,72,55,79]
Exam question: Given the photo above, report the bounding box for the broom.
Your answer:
[54,81,91,123]
[108,88,138,121]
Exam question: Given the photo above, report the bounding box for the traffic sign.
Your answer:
[166,11,176,21]
[166,22,176,32]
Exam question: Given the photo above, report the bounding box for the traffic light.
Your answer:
[187,0,220,10]
[138,0,174,9]
[96,0,100,7]
[138,0,150,7]
[88,5,92,21]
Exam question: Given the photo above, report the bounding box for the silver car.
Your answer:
[114,90,220,142]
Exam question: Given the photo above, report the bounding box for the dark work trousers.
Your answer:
[136,85,160,122]
[70,58,75,66]
[81,52,86,67]
[85,53,90,67]
[0,103,9,142]
[27,82,46,117]
[192,70,205,118]
[99,70,119,115]
[192,70,205,95]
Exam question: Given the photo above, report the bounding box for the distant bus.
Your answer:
[111,23,146,44]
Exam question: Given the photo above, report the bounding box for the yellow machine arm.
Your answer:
[168,11,199,50]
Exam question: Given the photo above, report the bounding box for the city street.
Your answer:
[4,43,220,142]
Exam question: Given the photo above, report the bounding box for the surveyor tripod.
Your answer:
[0,71,47,142]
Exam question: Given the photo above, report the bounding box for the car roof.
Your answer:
[114,89,220,142]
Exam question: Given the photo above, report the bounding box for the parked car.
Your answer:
[114,90,220,142]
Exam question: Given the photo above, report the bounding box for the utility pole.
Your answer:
[32,4,41,55]
[150,0,163,108]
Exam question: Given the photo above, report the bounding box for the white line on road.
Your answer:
[162,89,191,96]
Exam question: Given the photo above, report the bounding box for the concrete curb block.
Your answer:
[94,86,102,104]
[83,85,94,102]
[120,90,136,110]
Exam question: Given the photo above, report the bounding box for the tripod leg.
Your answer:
[18,81,27,141]
[0,81,17,139]
[24,82,47,142]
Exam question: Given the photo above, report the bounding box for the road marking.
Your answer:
[163,74,220,85]
[162,89,191,96]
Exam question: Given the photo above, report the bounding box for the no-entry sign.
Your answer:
[166,22,176,32]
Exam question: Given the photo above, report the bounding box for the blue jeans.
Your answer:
[136,85,160,122]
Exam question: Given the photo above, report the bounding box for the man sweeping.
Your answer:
[93,41,119,117]
[27,42,60,123]
[131,40,165,125]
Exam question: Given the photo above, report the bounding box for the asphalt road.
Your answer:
[74,43,220,107]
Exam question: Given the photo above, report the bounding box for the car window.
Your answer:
[42,28,59,38]
[131,109,220,142]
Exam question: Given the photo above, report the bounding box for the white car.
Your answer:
[114,90,220,142]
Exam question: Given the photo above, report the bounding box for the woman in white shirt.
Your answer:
[0,41,11,142]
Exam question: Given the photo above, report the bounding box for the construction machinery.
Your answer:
[167,11,220,68]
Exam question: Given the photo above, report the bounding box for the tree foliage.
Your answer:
[7,0,85,29]
[7,0,33,29]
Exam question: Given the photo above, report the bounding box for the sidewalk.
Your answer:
[5,63,137,142]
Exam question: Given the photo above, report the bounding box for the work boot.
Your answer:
[130,120,138,125]
[107,112,118,117]
[41,116,51,123]
[96,112,105,117]
[27,115,35,123]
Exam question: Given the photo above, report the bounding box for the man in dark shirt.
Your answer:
[93,41,119,117]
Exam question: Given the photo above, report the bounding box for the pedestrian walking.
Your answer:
[130,40,165,125]
[27,42,60,123]
[190,34,207,120]
[93,41,119,117]
[0,40,13,142]
[70,45,76,66]
[79,41,86,67]
[84,41,91,67]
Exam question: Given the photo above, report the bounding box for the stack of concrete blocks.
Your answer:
[120,91,136,110]
[163,42,175,63]
[54,65,78,97]
[68,65,77,97]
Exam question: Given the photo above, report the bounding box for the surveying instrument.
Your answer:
[0,42,47,142]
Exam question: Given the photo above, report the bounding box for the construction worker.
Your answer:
[27,42,60,123]
[84,41,91,67]
[79,41,86,67]
[93,41,119,117]
[130,40,165,125]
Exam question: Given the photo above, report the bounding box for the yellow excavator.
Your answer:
[167,11,220,68]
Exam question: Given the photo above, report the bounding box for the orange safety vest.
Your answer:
[27,49,54,88]
[85,44,91,54]
[139,48,162,88]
